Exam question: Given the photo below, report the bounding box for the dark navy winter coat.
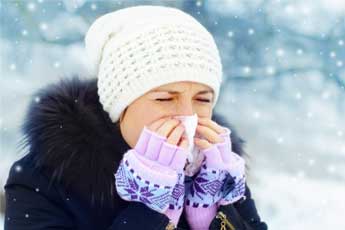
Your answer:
[4,77,268,230]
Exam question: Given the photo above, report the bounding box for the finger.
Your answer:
[156,119,180,137]
[219,127,232,143]
[198,117,226,134]
[147,116,172,131]
[194,137,212,150]
[196,124,224,144]
[167,124,185,146]
[179,136,189,150]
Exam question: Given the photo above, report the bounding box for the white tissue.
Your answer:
[173,113,204,176]
[173,113,198,161]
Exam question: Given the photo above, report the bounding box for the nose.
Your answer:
[175,100,195,116]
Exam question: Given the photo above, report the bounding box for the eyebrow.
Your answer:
[151,90,214,95]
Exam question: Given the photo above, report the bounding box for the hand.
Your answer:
[186,117,246,207]
[145,116,190,151]
[184,118,246,229]
[194,116,228,150]
[115,117,189,226]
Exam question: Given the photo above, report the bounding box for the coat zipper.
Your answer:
[216,211,236,230]
[165,221,176,230]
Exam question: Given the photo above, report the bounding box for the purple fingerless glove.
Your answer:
[185,127,246,229]
[114,126,187,225]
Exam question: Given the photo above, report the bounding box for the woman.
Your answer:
[4,5,267,230]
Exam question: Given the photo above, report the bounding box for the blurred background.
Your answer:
[1,0,344,229]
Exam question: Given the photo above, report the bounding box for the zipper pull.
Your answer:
[216,211,236,230]
[165,221,176,230]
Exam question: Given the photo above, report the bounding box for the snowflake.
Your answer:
[327,165,336,174]
[21,30,28,36]
[243,66,251,74]
[9,64,16,71]
[308,159,315,166]
[54,61,60,68]
[277,137,284,144]
[284,5,295,14]
[297,170,305,178]
[27,2,36,12]
[295,92,302,100]
[248,28,255,35]
[90,3,97,10]
[276,49,285,57]
[266,66,275,75]
[322,91,330,99]
[253,111,261,119]
[40,22,48,31]
[296,49,303,55]
[15,165,22,172]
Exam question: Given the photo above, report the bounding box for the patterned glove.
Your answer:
[184,127,246,229]
[114,126,187,225]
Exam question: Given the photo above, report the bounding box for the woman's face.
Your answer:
[119,81,214,148]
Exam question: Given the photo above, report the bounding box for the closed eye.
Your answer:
[197,99,211,103]
[156,98,211,103]
[155,98,173,101]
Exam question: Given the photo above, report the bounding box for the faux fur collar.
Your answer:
[19,76,246,208]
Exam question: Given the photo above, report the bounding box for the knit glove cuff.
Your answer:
[115,126,187,213]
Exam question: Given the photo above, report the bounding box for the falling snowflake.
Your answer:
[27,2,36,12]
[296,49,303,55]
[15,165,22,172]
[248,28,255,35]
[276,49,285,57]
[90,3,97,10]
[21,30,28,36]
[39,22,48,31]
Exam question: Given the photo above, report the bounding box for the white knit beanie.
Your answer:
[84,5,223,123]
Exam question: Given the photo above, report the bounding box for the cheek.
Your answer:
[195,104,213,117]
[131,103,165,133]
[139,102,172,120]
